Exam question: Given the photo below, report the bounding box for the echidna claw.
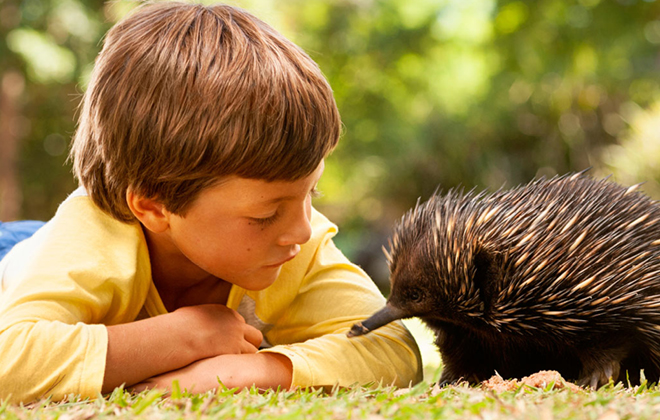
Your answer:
[347,322,369,337]
[577,359,621,389]
[437,379,454,388]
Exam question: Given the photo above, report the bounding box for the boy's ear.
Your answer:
[126,190,170,233]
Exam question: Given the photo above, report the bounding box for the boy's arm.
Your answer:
[0,301,262,402]
[0,198,264,401]
[103,304,263,392]
[256,232,423,389]
[131,352,292,392]
[261,267,422,389]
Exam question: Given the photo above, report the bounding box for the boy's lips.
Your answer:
[265,252,298,268]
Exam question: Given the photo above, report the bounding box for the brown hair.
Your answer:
[71,2,341,222]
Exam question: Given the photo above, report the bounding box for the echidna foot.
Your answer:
[437,379,454,388]
[437,370,460,387]
[438,368,480,387]
[577,359,621,389]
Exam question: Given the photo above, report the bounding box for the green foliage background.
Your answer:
[1,0,659,288]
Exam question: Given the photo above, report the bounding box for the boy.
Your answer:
[0,2,421,403]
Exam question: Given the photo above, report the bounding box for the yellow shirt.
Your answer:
[0,191,421,403]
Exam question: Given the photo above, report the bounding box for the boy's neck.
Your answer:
[157,276,232,312]
[142,226,232,311]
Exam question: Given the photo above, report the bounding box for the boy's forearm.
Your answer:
[131,353,293,393]
[103,314,200,391]
[103,305,262,392]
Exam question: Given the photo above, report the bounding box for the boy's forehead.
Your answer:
[211,161,325,204]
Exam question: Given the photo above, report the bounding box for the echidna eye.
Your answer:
[408,289,423,302]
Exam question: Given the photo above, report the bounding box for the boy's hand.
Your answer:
[131,353,293,393]
[172,304,263,358]
[103,304,262,393]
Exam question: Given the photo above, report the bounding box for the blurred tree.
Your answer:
[278,0,660,287]
[0,0,110,220]
[1,0,659,288]
[0,68,22,220]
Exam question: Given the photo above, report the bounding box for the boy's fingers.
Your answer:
[241,342,259,354]
[231,309,246,323]
[244,325,264,348]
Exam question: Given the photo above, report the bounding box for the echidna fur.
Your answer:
[351,173,660,388]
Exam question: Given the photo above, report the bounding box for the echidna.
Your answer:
[348,173,660,388]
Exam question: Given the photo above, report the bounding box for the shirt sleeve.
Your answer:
[0,196,151,403]
[259,211,423,388]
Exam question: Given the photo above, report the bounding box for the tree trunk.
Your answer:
[0,69,24,221]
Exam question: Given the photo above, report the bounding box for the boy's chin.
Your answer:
[233,267,282,291]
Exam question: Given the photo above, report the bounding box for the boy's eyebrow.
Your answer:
[257,182,321,205]
[259,195,293,205]
[259,190,313,205]
[255,164,324,205]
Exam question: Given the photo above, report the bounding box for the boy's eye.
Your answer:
[249,188,320,227]
[250,212,280,227]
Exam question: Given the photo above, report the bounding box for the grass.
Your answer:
[5,377,660,420]
[5,322,660,419]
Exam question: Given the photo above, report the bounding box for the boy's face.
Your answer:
[163,161,325,291]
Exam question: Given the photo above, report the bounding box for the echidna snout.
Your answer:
[348,238,433,337]
[348,214,442,338]
[347,303,408,337]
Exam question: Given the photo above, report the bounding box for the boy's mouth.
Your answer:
[265,252,298,268]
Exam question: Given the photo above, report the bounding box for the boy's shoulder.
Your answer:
[55,188,144,242]
[310,207,337,240]
[1,190,148,293]
[283,206,343,279]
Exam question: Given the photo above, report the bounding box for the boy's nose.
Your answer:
[278,203,312,246]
